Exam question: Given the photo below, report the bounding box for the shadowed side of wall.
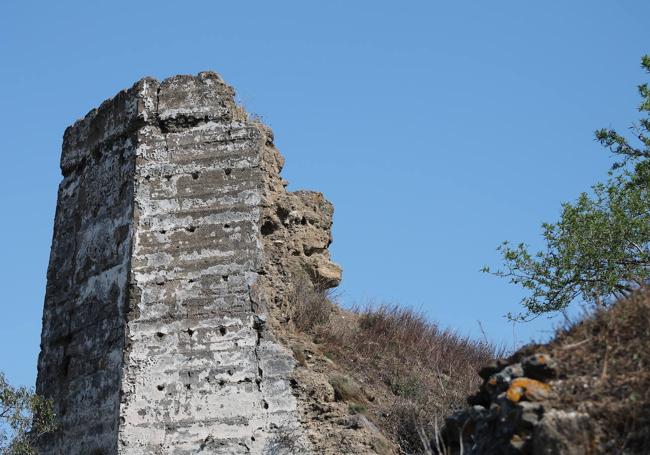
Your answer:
[36,80,148,453]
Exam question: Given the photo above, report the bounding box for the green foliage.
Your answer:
[0,372,56,454]
[485,55,650,320]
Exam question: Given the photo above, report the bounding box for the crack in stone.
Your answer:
[250,288,267,409]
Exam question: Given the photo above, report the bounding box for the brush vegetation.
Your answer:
[289,281,502,453]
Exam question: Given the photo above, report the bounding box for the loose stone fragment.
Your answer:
[506,378,551,403]
[522,353,558,381]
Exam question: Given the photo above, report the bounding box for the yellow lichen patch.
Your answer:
[506,385,523,403]
[506,378,550,403]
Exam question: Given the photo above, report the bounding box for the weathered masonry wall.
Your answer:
[37,74,308,454]
[36,82,144,453]
[120,74,303,453]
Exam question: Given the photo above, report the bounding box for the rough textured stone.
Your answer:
[36,79,145,454]
[248,120,390,454]
[532,410,595,455]
[36,72,345,454]
[506,378,551,403]
[435,354,586,455]
[521,354,557,382]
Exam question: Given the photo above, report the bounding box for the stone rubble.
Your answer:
[435,353,597,455]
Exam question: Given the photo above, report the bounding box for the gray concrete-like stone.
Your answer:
[37,73,309,454]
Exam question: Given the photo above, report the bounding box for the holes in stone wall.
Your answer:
[224,168,232,176]
[91,148,102,162]
[157,384,165,391]
[222,275,229,282]
[276,207,290,222]
[186,328,195,337]
[219,326,227,336]
[114,225,130,246]
[156,332,165,339]
[186,225,196,233]
[164,174,172,181]
[51,332,73,347]
[304,247,325,258]
[260,220,278,236]
[224,223,231,229]
[262,400,269,409]
[191,171,200,180]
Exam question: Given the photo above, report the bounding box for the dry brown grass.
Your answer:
[287,273,650,453]
[288,280,502,454]
[288,274,336,333]
[515,288,650,453]
[328,373,365,403]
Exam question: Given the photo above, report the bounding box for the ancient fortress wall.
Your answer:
[37,73,342,454]
[36,83,141,452]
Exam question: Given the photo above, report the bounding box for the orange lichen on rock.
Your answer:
[506,378,551,403]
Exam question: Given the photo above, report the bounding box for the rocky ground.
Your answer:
[436,290,650,454]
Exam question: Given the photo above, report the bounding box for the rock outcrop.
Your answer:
[253,125,395,454]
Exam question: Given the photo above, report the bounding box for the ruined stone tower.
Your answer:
[36,73,343,454]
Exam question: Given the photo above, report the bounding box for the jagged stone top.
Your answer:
[61,72,246,174]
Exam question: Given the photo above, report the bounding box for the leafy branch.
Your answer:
[0,373,56,454]
[484,55,650,320]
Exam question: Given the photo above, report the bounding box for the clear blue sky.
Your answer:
[1,1,648,388]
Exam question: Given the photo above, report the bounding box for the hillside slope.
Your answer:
[265,274,500,453]
[437,289,650,454]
